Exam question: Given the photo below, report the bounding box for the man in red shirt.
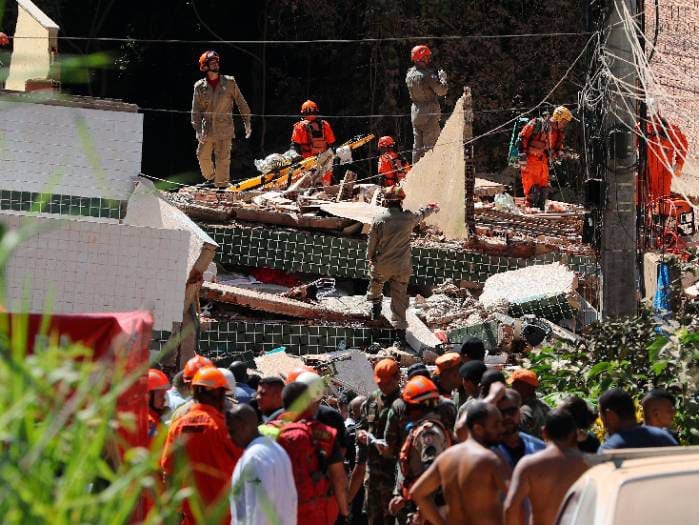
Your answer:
[291,100,337,186]
[377,135,411,187]
[161,367,242,525]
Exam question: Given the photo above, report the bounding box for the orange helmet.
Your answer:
[199,50,220,72]
[378,136,396,149]
[300,99,319,115]
[287,365,318,384]
[191,366,231,391]
[148,369,170,392]
[383,185,406,201]
[183,355,214,383]
[411,45,431,63]
[402,375,440,405]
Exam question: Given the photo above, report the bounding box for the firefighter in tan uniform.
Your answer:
[191,50,252,189]
[366,186,438,341]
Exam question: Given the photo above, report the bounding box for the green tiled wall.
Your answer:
[447,320,500,350]
[204,224,599,286]
[0,189,125,219]
[150,322,398,361]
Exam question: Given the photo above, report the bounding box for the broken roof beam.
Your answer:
[202,281,368,322]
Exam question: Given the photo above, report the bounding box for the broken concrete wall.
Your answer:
[0,210,189,331]
[403,94,466,239]
[5,0,59,92]
[0,93,143,206]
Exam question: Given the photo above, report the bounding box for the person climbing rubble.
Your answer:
[291,99,337,186]
[638,112,688,202]
[191,50,252,190]
[405,45,448,163]
[516,105,573,209]
[366,186,439,343]
[377,135,411,187]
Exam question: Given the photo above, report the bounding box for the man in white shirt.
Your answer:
[226,404,297,525]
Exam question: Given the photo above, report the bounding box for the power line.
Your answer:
[8,32,592,45]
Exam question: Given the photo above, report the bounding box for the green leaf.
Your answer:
[647,336,668,361]
[650,360,669,376]
[587,361,612,379]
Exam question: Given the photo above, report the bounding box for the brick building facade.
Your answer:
[646,0,699,167]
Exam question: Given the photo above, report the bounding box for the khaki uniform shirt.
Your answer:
[191,75,251,142]
[367,206,435,275]
[405,65,448,128]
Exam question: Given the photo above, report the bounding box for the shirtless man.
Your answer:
[410,401,507,525]
[503,409,589,525]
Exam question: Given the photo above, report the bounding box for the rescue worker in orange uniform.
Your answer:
[147,368,170,444]
[377,135,411,187]
[168,354,214,423]
[291,99,337,186]
[192,50,252,189]
[517,105,573,208]
[261,372,350,525]
[639,113,688,201]
[161,367,242,525]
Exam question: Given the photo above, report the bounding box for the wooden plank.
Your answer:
[320,201,384,225]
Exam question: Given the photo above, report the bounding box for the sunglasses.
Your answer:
[500,406,519,416]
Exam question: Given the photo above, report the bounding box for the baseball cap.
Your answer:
[374,358,400,384]
[508,368,539,388]
[434,352,461,374]
[459,360,487,382]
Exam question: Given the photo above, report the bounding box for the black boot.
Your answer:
[371,302,382,321]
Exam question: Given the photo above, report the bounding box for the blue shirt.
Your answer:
[235,383,256,405]
[599,425,678,451]
[493,432,546,469]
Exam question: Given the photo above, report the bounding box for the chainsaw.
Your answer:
[648,196,696,258]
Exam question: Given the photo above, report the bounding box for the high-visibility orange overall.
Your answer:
[291,118,337,185]
[640,117,688,201]
[517,117,564,203]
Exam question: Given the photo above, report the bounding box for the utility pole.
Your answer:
[600,0,639,317]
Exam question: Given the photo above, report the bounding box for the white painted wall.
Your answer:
[0,99,143,200]
[0,211,189,331]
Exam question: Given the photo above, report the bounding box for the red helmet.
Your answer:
[411,45,432,63]
[191,366,231,391]
[378,136,396,149]
[183,355,214,382]
[199,50,220,72]
[148,369,170,392]
[402,375,440,405]
[286,365,318,384]
[300,99,319,115]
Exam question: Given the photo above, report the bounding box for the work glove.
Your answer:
[437,68,447,84]
[0,32,9,46]
[244,121,252,139]
[427,202,440,213]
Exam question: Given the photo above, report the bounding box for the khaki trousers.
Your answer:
[197,138,232,187]
[411,119,441,164]
[367,267,409,329]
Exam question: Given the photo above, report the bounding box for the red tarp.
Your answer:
[2,310,153,449]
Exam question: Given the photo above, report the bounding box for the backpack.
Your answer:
[399,416,452,496]
[272,420,336,502]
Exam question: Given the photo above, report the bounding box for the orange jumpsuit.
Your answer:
[291,118,337,185]
[517,117,564,202]
[640,117,688,201]
[161,403,242,525]
[378,150,411,187]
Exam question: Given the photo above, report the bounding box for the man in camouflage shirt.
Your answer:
[508,368,550,439]
[356,359,402,525]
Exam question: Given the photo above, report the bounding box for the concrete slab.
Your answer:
[381,300,441,353]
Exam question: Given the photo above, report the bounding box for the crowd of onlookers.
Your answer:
[146,335,681,525]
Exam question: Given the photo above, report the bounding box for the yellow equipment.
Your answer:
[226,133,375,193]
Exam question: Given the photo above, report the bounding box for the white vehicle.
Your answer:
[556,447,699,525]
